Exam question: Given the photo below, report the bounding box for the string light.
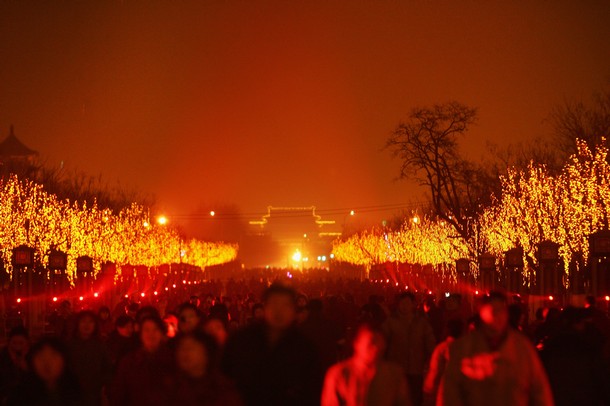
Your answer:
[0,175,238,283]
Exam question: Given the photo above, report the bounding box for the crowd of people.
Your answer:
[0,275,609,406]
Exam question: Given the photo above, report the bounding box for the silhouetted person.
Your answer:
[0,326,30,403]
[222,283,322,406]
[110,316,173,406]
[423,319,464,405]
[442,291,553,406]
[383,292,436,406]
[171,331,243,406]
[177,302,203,335]
[67,310,112,406]
[540,307,610,406]
[106,315,138,370]
[322,323,410,406]
[7,337,82,406]
[300,299,342,371]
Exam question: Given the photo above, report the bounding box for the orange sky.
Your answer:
[1,1,610,234]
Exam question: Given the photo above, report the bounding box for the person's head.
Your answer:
[28,338,68,388]
[8,326,29,359]
[397,292,416,316]
[262,284,297,331]
[352,324,385,366]
[126,303,139,318]
[135,305,160,324]
[164,313,179,338]
[585,295,596,309]
[508,304,524,330]
[74,310,99,340]
[115,315,134,338]
[98,306,110,321]
[479,291,509,334]
[203,317,228,347]
[423,297,436,313]
[139,316,167,352]
[252,303,264,320]
[175,332,218,378]
[178,302,202,334]
[189,295,201,308]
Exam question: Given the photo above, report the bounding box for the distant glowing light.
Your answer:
[412,216,420,224]
[445,292,450,297]
[93,292,99,298]
[52,297,58,302]
[350,210,355,216]
[16,298,21,303]
[292,250,302,262]
[79,296,84,301]
[157,215,168,225]
[140,292,145,297]
[548,295,554,301]
[475,290,479,295]
[605,295,610,302]
[143,221,149,227]
[210,211,215,217]
[154,291,158,296]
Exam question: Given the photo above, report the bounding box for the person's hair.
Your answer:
[73,310,100,339]
[8,325,28,340]
[482,291,507,305]
[508,304,523,329]
[585,295,596,307]
[136,305,160,322]
[115,315,133,328]
[350,322,386,352]
[176,331,220,373]
[178,302,201,317]
[23,338,81,403]
[262,283,297,305]
[27,337,69,371]
[139,315,168,335]
[397,291,416,303]
[252,303,264,315]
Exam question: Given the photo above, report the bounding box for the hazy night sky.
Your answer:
[1,1,610,234]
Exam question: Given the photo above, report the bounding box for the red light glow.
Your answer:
[79,296,84,301]
[52,297,58,302]
[16,298,21,303]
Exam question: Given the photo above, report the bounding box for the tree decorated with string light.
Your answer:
[0,175,238,282]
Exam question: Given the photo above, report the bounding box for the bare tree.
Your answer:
[386,101,481,244]
[551,86,610,158]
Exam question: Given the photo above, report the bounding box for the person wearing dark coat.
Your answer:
[110,316,174,406]
[67,311,112,406]
[222,284,323,406]
[171,331,243,406]
[7,337,82,406]
[0,325,29,403]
